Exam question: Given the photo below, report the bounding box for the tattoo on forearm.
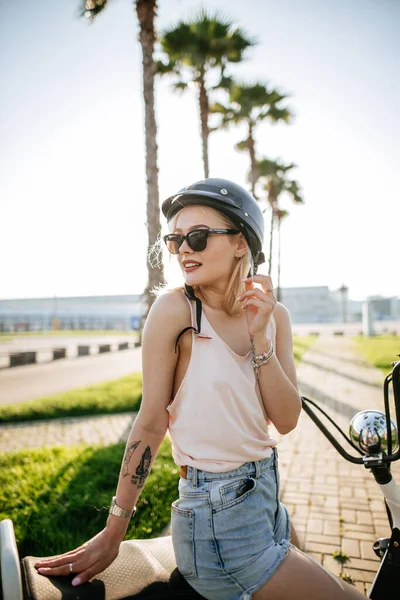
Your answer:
[122,441,141,477]
[131,446,152,489]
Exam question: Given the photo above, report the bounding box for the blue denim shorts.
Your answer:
[171,450,291,600]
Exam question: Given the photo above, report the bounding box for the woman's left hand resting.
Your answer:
[34,526,123,586]
[238,275,276,339]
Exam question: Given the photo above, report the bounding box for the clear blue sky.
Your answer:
[1,0,399,301]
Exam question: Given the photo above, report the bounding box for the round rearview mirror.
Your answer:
[349,410,399,455]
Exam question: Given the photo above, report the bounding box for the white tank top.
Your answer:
[167,298,277,472]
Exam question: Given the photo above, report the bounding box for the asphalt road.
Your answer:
[0,347,142,405]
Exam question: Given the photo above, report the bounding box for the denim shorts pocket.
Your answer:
[171,503,197,579]
[213,477,257,513]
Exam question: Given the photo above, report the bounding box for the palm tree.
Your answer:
[157,11,255,178]
[81,0,163,317]
[211,82,292,196]
[275,208,289,302]
[253,158,304,293]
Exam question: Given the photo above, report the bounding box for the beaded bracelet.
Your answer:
[250,337,274,378]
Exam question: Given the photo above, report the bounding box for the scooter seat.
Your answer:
[21,536,205,599]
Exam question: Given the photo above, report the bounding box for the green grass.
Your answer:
[293,335,316,366]
[354,335,400,375]
[0,335,13,343]
[0,374,142,424]
[0,438,178,557]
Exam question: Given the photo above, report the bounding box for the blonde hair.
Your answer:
[150,206,252,316]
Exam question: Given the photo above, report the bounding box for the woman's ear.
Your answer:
[235,234,248,258]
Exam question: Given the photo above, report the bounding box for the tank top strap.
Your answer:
[175,294,211,352]
[183,295,213,340]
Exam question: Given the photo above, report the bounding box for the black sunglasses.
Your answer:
[163,228,240,254]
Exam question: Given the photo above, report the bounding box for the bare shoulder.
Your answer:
[273,301,292,327]
[144,289,190,340]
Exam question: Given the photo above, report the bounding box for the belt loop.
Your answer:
[254,460,261,479]
[192,466,198,488]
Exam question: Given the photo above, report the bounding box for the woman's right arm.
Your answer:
[34,291,188,586]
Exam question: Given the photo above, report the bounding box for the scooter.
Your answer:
[1,359,399,599]
[301,357,400,599]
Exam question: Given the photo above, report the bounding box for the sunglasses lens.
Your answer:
[165,236,181,254]
[187,230,208,251]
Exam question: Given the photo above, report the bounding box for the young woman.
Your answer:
[35,179,366,599]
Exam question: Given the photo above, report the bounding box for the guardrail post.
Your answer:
[52,348,66,360]
[78,345,90,357]
[9,352,37,368]
[99,344,111,354]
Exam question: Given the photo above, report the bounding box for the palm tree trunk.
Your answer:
[268,204,274,277]
[136,0,164,317]
[198,73,210,178]
[277,216,282,302]
[248,122,257,197]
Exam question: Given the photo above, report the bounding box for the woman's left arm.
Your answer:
[240,276,302,434]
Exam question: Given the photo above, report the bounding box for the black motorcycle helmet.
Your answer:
[161,178,265,271]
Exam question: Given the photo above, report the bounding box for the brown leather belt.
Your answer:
[179,465,188,479]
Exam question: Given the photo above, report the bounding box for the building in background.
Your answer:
[0,289,398,331]
[0,295,146,332]
[367,296,400,321]
[280,286,363,323]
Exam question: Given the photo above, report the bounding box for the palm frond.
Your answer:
[159,12,255,73]
[211,74,234,92]
[253,156,304,210]
[210,101,230,114]
[266,105,293,124]
[80,0,109,21]
[172,81,189,94]
[286,180,304,203]
[210,81,293,132]
[235,139,248,152]
[155,58,178,76]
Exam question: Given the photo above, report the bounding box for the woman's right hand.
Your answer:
[34,526,124,586]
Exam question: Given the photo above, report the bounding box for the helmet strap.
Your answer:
[174,284,203,353]
[184,284,202,333]
[246,251,265,277]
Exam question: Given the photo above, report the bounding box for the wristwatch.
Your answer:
[109,496,136,519]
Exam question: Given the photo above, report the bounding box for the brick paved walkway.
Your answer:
[0,412,135,452]
[275,336,399,595]
[1,335,398,595]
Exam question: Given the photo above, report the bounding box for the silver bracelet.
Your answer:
[109,496,136,519]
[250,337,274,378]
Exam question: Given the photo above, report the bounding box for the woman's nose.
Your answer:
[178,238,192,254]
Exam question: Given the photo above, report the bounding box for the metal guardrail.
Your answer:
[0,340,139,369]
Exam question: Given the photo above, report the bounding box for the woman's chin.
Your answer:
[183,272,203,286]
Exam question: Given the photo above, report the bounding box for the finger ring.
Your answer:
[267,288,273,292]
[69,563,73,574]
